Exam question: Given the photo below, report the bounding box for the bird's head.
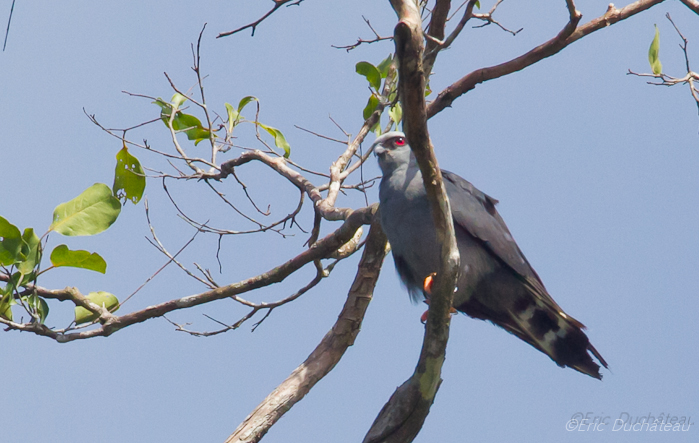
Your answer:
[372,131,415,175]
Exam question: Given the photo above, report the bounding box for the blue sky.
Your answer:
[2,1,697,442]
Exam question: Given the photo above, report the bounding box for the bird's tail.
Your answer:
[505,294,608,379]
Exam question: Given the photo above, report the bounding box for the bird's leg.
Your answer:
[420,273,457,323]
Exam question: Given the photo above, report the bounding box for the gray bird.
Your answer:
[373,131,607,379]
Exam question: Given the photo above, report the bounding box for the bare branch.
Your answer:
[298,67,395,246]
[427,0,666,119]
[217,0,305,38]
[143,198,216,289]
[426,0,451,45]
[161,178,288,236]
[363,2,460,441]
[87,112,220,170]
[217,172,271,216]
[3,0,15,51]
[319,65,398,221]
[190,24,220,164]
[424,0,479,75]
[680,0,699,14]
[472,0,523,36]
[167,260,327,336]
[628,13,699,124]
[1,205,377,342]
[225,216,388,443]
[216,149,342,216]
[332,16,393,51]
[294,125,348,145]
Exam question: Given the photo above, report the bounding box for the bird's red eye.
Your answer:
[394,137,406,146]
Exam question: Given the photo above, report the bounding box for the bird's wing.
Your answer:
[443,170,604,373]
[442,170,549,294]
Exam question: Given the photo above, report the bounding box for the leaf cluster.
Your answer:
[0,147,146,326]
[356,54,403,133]
[156,93,292,158]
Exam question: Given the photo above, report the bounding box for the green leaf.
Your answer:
[648,25,662,75]
[258,123,291,158]
[0,292,12,321]
[152,98,171,113]
[225,102,239,134]
[356,61,382,91]
[475,1,481,9]
[113,145,146,205]
[19,271,37,287]
[376,54,394,79]
[238,96,258,114]
[363,95,380,120]
[0,216,22,266]
[172,112,204,131]
[5,271,22,290]
[50,244,107,274]
[172,112,211,143]
[371,121,381,137]
[22,294,49,324]
[75,291,119,325]
[193,131,216,146]
[49,184,122,236]
[17,228,41,275]
[388,103,403,125]
[171,93,187,108]
[651,59,662,76]
[155,99,212,144]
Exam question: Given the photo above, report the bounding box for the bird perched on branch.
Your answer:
[373,131,607,379]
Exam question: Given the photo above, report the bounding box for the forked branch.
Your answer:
[427,0,666,118]
[627,13,699,122]
[224,216,389,443]
[217,0,305,38]
[0,205,377,342]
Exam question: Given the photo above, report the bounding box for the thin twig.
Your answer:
[3,0,15,51]
[627,13,699,124]
[190,24,219,164]
[472,0,523,36]
[294,125,347,145]
[426,0,669,118]
[144,198,215,289]
[332,15,393,51]
[217,0,305,38]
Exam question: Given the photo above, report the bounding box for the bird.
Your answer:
[373,131,608,379]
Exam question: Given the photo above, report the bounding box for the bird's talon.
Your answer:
[423,272,437,295]
[419,299,458,323]
[420,310,428,324]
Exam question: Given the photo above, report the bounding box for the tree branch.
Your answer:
[225,215,389,443]
[363,2,460,442]
[423,0,453,74]
[332,16,393,51]
[680,0,699,14]
[217,0,305,38]
[628,12,699,124]
[427,0,666,118]
[471,0,523,36]
[424,0,480,77]
[1,205,378,342]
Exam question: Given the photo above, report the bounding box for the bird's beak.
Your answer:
[373,144,386,157]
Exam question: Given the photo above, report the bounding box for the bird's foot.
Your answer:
[423,273,437,295]
[420,273,457,323]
